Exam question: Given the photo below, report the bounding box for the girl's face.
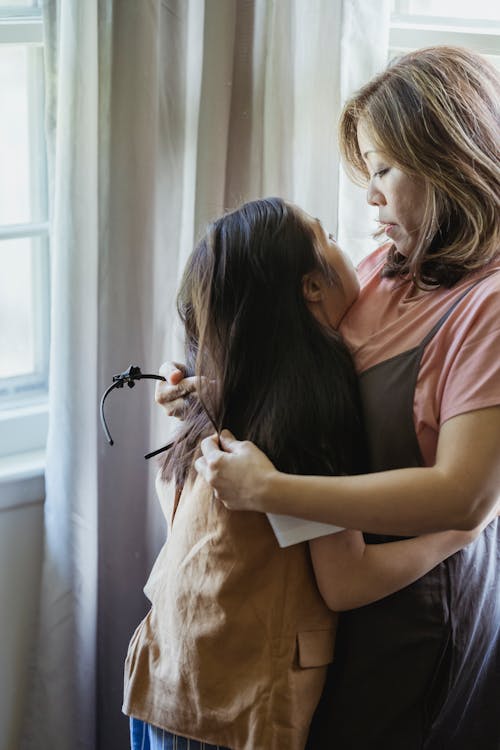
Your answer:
[299,209,360,329]
[357,120,426,259]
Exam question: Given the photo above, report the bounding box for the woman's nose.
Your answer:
[367,181,385,207]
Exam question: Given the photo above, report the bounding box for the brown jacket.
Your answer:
[123,474,337,750]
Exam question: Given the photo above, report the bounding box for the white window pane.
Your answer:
[0,44,46,224]
[393,0,500,21]
[0,1,38,8]
[484,54,500,71]
[0,238,36,378]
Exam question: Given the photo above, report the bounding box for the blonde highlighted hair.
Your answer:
[339,46,500,286]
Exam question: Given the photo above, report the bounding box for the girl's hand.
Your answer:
[195,430,278,511]
[155,361,197,418]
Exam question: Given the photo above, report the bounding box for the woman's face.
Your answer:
[357,120,426,258]
[298,209,360,329]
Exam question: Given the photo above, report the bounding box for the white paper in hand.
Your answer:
[266,512,344,548]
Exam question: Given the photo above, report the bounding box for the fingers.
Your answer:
[159,361,187,385]
[195,434,225,483]
[195,435,225,497]
[155,377,196,405]
[218,429,238,451]
[155,361,197,417]
[194,455,208,482]
[200,432,224,459]
[195,432,271,512]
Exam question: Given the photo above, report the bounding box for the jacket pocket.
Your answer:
[296,628,336,668]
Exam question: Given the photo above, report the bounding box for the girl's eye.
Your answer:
[374,168,389,178]
[328,233,337,243]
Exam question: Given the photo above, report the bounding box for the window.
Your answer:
[0,0,49,463]
[390,0,500,68]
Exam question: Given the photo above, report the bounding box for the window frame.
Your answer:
[389,3,500,61]
[0,2,49,466]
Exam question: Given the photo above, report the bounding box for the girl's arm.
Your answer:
[195,406,500,535]
[309,525,488,611]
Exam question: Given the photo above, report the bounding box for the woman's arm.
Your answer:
[309,525,489,611]
[195,406,500,535]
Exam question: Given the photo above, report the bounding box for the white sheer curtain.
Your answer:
[338,0,391,260]
[21,0,103,747]
[21,2,389,748]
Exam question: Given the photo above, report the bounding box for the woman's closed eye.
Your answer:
[374,168,389,178]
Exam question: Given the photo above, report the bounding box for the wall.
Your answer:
[0,469,44,750]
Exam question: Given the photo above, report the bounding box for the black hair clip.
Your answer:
[100,365,174,460]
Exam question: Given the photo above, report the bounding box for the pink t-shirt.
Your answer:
[340,243,500,466]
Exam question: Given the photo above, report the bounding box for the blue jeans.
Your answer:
[129,717,231,750]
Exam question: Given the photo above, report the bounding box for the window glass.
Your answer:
[390,0,500,71]
[0,45,45,225]
[0,238,37,378]
[393,0,500,21]
[0,1,39,9]
[0,0,47,456]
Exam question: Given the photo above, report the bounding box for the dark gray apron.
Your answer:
[307,277,500,749]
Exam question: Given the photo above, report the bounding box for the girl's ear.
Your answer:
[302,270,324,302]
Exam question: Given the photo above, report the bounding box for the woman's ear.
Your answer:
[302,270,324,303]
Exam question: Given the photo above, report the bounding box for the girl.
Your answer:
[123,197,488,750]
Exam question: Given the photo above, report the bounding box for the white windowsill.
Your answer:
[0,450,45,511]
[0,401,48,458]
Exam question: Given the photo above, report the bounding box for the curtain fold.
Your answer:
[21,2,390,748]
[21,0,103,747]
[337,0,391,260]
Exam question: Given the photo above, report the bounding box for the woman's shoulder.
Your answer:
[433,259,500,360]
[455,256,500,302]
[478,254,500,284]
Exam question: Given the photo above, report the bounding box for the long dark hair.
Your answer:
[162,198,366,487]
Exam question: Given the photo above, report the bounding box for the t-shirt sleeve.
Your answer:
[439,294,500,424]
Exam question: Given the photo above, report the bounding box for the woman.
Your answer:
[123,198,488,750]
[163,48,500,748]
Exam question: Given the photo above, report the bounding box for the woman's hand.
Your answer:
[195,430,278,511]
[155,361,197,418]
